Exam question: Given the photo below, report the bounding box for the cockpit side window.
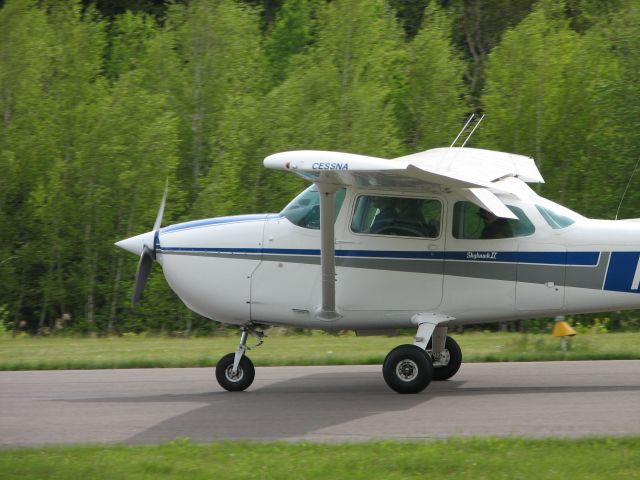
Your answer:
[280,185,346,229]
[351,195,442,238]
[452,201,535,239]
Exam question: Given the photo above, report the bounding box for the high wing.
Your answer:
[264,148,545,220]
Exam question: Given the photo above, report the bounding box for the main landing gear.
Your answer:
[382,325,462,394]
[215,326,264,392]
[217,324,461,394]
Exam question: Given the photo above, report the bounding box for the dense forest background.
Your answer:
[1,0,639,335]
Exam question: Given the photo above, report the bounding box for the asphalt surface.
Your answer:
[1,361,639,446]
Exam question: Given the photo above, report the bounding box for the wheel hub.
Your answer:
[224,365,244,383]
[396,359,418,382]
[432,348,450,368]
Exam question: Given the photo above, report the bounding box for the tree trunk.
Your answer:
[108,255,124,334]
[84,222,95,329]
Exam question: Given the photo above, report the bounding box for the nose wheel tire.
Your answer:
[216,353,255,391]
[383,344,434,394]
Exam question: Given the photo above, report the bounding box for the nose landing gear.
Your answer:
[215,326,264,391]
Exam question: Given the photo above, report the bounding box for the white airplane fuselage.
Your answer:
[116,147,640,393]
[148,187,640,331]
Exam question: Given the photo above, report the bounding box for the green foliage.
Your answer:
[0,0,639,335]
[396,4,468,151]
[264,0,315,83]
[0,305,8,335]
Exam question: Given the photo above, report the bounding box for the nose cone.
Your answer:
[115,231,155,256]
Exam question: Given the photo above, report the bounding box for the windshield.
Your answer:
[280,185,346,229]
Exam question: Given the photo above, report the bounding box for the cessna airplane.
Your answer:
[116,141,640,394]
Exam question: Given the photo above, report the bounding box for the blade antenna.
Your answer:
[450,114,475,148]
[460,114,485,148]
[615,156,640,220]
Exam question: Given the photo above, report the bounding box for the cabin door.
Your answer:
[335,193,445,312]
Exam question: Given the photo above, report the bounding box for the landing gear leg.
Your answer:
[215,326,263,392]
[429,327,462,381]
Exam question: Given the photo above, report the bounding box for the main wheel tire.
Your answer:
[215,353,255,391]
[382,344,434,394]
[431,336,462,381]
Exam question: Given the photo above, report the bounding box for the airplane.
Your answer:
[115,138,640,394]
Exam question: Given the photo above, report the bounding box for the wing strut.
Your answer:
[315,182,341,321]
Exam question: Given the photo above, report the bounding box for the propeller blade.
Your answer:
[132,245,154,305]
[153,180,168,232]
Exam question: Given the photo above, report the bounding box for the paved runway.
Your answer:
[1,361,639,446]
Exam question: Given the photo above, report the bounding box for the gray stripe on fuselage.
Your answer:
[565,252,609,290]
[337,257,444,275]
[445,261,516,282]
[160,249,610,290]
[258,254,445,275]
[517,264,565,286]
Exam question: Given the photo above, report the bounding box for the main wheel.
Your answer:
[382,344,433,394]
[215,353,255,391]
[430,336,462,381]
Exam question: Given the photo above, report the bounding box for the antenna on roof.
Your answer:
[450,113,485,148]
[450,114,475,148]
[614,156,640,220]
[461,114,484,148]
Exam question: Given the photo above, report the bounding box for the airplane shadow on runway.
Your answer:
[130,371,431,443]
[65,369,640,444]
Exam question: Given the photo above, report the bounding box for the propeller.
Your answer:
[131,181,168,305]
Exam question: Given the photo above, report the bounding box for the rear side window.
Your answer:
[452,201,534,239]
[351,195,442,238]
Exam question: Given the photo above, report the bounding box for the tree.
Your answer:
[480,2,580,198]
[0,0,54,329]
[481,0,634,219]
[396,4,468,152]
[166,0,268,204]
[263,0,315,84]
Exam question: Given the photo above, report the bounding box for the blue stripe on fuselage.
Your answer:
[157,246,601,266]
[603,251,640,294]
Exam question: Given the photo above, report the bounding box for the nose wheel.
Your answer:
[215,353,255,391]
[215,326,264,392]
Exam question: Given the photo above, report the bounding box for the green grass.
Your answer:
[0,437,638,479]
[1,331,639,370]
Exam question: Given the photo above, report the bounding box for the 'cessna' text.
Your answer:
[312,162,349,170]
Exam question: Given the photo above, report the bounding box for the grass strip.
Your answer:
[1,437,639,479]
[1,332,639,370]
